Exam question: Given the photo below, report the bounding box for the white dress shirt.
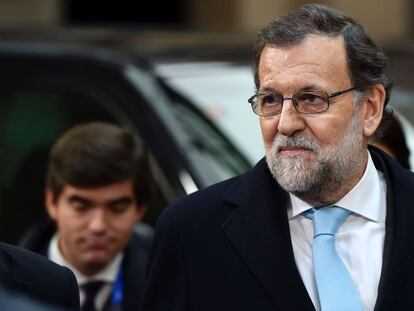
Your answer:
[48,234,123,311]
[287,153,386,311]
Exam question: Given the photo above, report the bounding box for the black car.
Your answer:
[0,37,251,244]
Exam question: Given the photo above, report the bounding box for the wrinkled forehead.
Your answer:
[258,35,351,91]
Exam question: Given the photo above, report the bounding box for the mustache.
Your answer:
[272,134,320,152]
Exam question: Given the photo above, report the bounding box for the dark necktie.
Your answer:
[81,281,105,311]
[305,206,363,311]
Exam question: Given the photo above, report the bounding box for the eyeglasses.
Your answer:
[248,87,356,117]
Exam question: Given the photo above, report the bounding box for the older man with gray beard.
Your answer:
[141,4,414,311]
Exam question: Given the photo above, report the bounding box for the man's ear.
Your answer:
[45,188,58,221]
[134,204,148,222]
[361,84,386,137]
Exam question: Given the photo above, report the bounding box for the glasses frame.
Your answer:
[248,86,357,117]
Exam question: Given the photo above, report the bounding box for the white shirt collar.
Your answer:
[48,233,123,286]
[288,152,383,222]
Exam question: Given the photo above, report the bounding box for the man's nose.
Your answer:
[277,100,306,137]
[88,209,107,233]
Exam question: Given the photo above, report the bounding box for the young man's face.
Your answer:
[46,179,144,276]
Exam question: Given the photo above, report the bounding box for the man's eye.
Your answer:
[297,93,326,105]
[109,203,129,213]
[72,204,90,213]
[261,94,280,105]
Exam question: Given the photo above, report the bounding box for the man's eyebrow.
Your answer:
[259,85,323,94]
[67,195,92,205]
[107,196,134,206]
[258,86,279,93]
[300,85,324,92]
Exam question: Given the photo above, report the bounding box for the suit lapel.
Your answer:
[121,235,146,311]
[222,160,314,311]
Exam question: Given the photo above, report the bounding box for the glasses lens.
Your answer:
[256,93,283,116]
[293,92,329,114]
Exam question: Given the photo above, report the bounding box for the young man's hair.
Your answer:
[46,122,152,206]
[253,3,393,133]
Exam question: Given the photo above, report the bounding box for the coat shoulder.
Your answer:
[0,241,68,276]
[0,242,79,309]
[164,175,241,220]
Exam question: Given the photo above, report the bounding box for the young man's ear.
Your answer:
[45,188,58,221]
[134,204,148,222]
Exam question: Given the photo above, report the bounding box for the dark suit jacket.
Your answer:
[141,147,414,310]
[0,242,79,310]
[20,220,152,311]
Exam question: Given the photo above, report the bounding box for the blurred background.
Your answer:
[0,0,413,244]
[0,0,410,40]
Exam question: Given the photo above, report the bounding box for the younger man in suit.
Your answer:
[21,122,153,311]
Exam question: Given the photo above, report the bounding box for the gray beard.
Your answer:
[265,113,366,206]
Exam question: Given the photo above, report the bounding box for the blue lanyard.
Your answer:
[111,267,124,305]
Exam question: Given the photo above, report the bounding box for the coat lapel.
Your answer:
[222,159,315,311]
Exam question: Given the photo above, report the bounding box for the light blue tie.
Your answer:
[305,207,363,311]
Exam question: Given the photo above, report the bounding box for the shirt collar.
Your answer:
[288,152,383,222]
[48,233,123,286]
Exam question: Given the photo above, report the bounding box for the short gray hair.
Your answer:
[253,3,393,133]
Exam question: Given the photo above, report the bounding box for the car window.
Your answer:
[0,85,170,243]
[160,82,251,187]
[156,62,263,165]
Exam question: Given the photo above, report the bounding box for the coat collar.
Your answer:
[222,159,315,311]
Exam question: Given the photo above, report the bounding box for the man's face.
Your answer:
[258,35,383,205]
[46,179,144,276]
